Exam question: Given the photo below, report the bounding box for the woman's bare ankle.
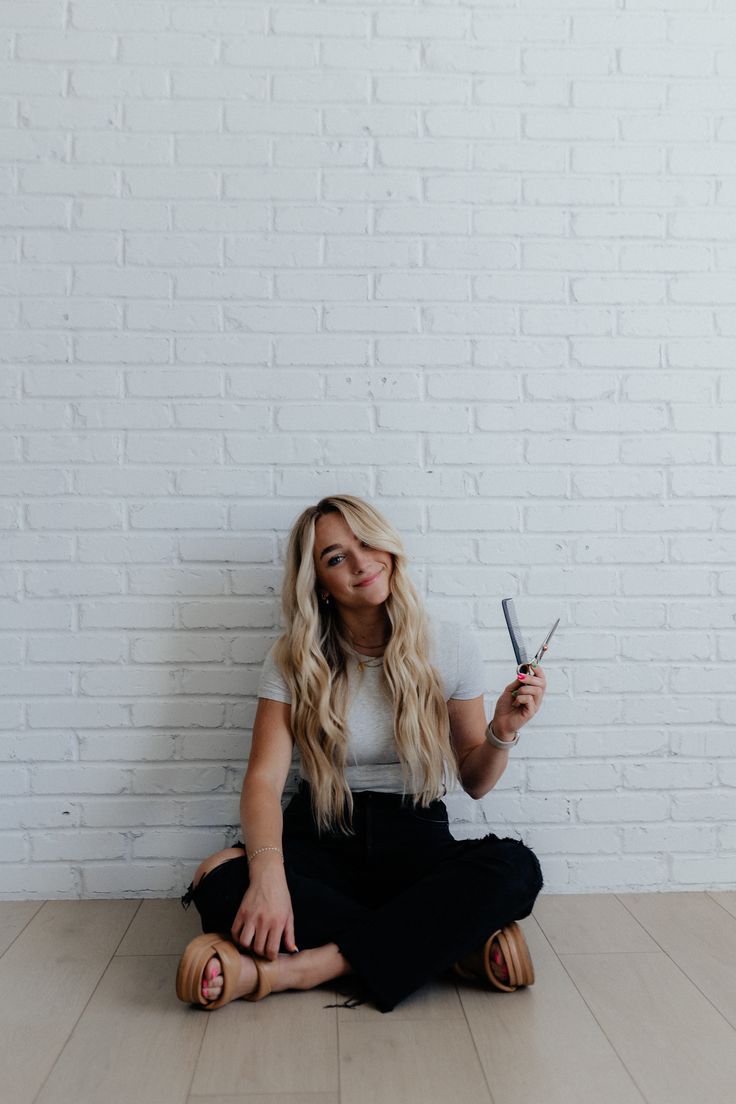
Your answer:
[289,943,352,990]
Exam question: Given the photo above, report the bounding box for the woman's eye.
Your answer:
[327,554,344,566]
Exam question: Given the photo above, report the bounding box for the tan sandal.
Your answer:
[453,921,535,993]
[176,932,278,1009]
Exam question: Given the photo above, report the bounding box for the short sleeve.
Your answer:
[257,642,292,704]
[450,628,486,700]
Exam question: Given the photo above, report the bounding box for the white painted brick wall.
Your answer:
[1,0,734,898]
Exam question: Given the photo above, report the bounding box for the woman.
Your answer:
[177,494,545,1013]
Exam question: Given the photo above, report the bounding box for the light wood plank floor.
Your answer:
[2,891,735,1104]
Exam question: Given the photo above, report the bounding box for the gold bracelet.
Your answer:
[246,846,283,863]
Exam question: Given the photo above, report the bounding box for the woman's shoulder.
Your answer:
[425,616,465,665]
[258,636,291,703]
[426,616,485,699]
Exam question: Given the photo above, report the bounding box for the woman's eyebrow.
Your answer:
[319,543,343,560]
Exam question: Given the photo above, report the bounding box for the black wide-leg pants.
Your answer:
[180,780,544,1013]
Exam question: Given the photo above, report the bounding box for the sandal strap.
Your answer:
[503,921,535,986]
[242,954,277,1001]
[204,938,244,1009]
[484,930,517,992]
[496,929,521,989]
[453,929,516,991]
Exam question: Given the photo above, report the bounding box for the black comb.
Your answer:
[501,598,529,666]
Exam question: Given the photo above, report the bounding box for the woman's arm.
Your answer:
[240,697,294,867]
[231,697,298,958]
[448,696,509,800]
[448,668,546,800]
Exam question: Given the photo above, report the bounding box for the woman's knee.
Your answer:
[524,843,544,896]
[511,839,544,902]
[490,837,544,899]
[192,845,246,888]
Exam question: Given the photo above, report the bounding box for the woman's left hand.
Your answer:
[491,666,547,740]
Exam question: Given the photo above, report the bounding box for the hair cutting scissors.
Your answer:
[502,598,559,681]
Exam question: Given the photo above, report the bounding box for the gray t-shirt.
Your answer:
[257,619,486,794]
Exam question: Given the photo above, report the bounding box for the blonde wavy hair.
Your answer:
[273,494,461,836]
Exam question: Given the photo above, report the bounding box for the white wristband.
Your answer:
[485,722,520,749]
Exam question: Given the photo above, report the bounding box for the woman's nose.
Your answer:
[352,549,372,572]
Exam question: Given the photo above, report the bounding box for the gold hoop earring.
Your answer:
[321,593,330,604]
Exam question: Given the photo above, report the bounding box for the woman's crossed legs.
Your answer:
[187,845,510,1005]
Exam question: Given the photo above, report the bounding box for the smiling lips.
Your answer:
[355,568,383,588]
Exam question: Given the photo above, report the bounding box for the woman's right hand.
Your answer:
[230,862,297,960]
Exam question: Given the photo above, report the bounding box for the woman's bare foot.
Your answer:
[200,942,351,1003]
[201,950,290,1002]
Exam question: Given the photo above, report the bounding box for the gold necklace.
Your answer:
[355,654,384,671]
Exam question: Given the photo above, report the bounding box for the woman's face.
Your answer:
[313,512,393,612]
